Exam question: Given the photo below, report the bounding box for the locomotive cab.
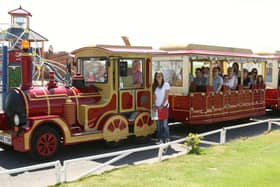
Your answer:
[72,45,155,137]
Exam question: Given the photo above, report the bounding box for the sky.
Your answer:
[1,0,280,53]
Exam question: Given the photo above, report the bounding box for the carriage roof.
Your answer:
[71,45,164,55]
[158,44,277,59]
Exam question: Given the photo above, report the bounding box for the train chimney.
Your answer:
[47,71,57,89]
[21,40,32,90]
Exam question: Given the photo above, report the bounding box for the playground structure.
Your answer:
[0,6,73,93]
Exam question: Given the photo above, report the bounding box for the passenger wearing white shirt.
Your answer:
[227,67,238,90]
[152,71,170,144]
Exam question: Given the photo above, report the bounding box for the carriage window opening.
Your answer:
[119,61,128,77]
[189,61,210,92]
[119,59,144,89]
[78,57,108,83]
[152,60,183,87]
[265,62,272,83]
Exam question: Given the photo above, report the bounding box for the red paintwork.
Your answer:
[8,6,32,17]
[169,95,189,121]
[20,86,101,119]
[170,88,265,125]
[0,112,9,130]
[87,94,117,129]
[266,89,279,110]
[107,118,126,132]
[36,133,58,157]
[135,113,153,128]
[8,50,21,63]
[7,115,65,152]
[137,90,151,110]
[12,132,26,152]
[121,92,133,110]
[21,55,32,90]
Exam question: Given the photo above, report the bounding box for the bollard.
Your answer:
[267,119,272,132]
[158,146,163,161]
[55,161,62,184]
[220,128,226,144]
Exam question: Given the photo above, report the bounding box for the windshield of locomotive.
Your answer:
[152,60,183,87]
[78,57,108,83]
[119,58,144,89]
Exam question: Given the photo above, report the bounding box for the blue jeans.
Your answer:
[156,119,169,142]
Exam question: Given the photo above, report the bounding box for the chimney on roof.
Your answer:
[121,36,131,46]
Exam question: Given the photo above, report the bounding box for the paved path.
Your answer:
[0,119,279,187]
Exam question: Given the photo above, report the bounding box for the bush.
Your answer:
[185,133,202,155]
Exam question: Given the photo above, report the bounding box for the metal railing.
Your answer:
[0,118,280,186]
[0,160,61,184]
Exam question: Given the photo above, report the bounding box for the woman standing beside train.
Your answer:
[152,71,170,144]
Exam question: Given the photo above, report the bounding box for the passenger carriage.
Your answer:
[264,52,280,110]
[152,44,269,125]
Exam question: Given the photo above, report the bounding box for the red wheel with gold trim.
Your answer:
[103,115,129,143]
[30,127,60,160]
[134,112,155,137]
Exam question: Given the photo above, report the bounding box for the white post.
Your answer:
[267,119,272,132]
[220,128,226,144]
[158,146,163,161]
[55,161,62,184]
[64,163,67,183]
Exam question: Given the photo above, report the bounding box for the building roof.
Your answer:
[0,27,48,42]
[8,6,32,17]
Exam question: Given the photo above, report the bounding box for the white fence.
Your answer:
[0,118,279,185]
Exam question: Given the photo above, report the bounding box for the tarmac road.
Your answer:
[0,115,279,187]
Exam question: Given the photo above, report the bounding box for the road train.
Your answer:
[0,42,279,159]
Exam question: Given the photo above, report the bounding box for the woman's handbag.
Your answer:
[151,107,168,120]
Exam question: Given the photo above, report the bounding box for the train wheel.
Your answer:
[30,127,60,160]
[103,115,129,143]
[134,112,156,138]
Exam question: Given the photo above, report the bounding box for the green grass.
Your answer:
[56,130,280,187]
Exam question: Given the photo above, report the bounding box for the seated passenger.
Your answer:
[132,60,143,88]
[190,68,207,92]
[212,67,223,93]
[233,62,241,84]
[88,72,94,81]
[223,75,230,87]
[202,66,210,85]
[256,75,265,89]
[243,69,252,89]
[251,68,258,85]
[227,67,238,90]
[95,63,107,82]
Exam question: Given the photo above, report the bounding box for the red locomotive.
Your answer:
[0,43,155,159]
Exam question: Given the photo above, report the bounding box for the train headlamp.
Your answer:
[22,40,29,52]
[14,114,20,126]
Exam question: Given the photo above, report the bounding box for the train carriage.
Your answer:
[152,44,269,125]
[0,44,156,159]
[264,53,280,110]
